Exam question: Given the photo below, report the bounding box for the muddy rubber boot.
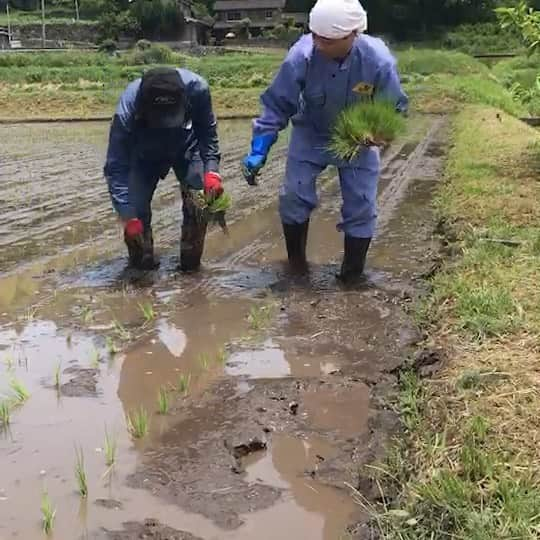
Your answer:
[124,231,144,268]
[140,228,159,270]
[282,220,309,275]
[338,236,371,285]
[180,195,208,273]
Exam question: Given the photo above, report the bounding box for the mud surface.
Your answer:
[0,115,448,539]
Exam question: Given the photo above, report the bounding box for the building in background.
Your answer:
[213,0,307,41]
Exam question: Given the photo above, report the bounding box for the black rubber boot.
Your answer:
[282,220,309,274]
[140,227,159,270]
[125,227,158,270]
[124,231,144,268]
[338,236,371,284]
[180,193,208,273]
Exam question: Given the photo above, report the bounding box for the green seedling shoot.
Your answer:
[54,363,61,390]
[330,100,406,161]
[127,406,149,439]
[157,386,170,415]
[0,401,10,426]
[139,302,156,324]
[74,447,88,498]
[9,377,30,403]
[104,427,117,467]
[41,491,56,534]
[176,373,191,396]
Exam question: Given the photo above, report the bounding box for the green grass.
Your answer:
[74,447,88,498]
[0,401,10,426]
[41,491,56,535]
[104,427,117,467]
[330,101,406,161]
[9,378,30,403]
[176,373,191,396]
[369,414,540,540]
[397,48,489,77]
[368,106,540,539]
[157,386,170,415]
[127,406,149,439]
[406,74,527,116]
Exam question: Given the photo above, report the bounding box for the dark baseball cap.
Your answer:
[138,67,186,128]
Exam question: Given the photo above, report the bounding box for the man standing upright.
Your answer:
[105,67,223,271]
[242,0,408,283]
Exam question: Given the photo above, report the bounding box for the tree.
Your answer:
[496,1,540,52]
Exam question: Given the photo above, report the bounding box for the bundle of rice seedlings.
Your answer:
[194,191,232,233]
[330,101,406,161]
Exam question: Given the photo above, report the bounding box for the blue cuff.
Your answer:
[251,133,278,157]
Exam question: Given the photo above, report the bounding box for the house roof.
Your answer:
[214,0,286,10]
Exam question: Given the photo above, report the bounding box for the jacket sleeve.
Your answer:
[253,50,306,139]
[103,82,138,219]
[374,61,409,114]
[192,81,220,174]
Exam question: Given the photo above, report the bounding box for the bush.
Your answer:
[98,39,118,54]
[444,22,523,54]
[397,49,489,76]
[135,39,152,51]
[122,43,176,65]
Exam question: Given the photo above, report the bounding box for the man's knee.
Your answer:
[341,193,377,237]
[279,189,313,224]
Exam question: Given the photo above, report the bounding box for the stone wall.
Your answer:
[12,22,99,46]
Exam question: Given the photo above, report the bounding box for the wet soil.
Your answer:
[0,114,448,540]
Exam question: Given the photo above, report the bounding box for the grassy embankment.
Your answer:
[0,45,537,120]
[356,104,540,537]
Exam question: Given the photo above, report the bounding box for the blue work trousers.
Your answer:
[279,149,380,238]
[129,156,203,229]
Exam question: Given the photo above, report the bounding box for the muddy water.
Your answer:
[0,114,446,540]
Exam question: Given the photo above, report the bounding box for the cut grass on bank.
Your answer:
[365,106,540,539]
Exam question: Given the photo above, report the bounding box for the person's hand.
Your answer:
[203,171,224,199]
[242,153,266,186]
[242,133,277,186]
[124,218,144,240]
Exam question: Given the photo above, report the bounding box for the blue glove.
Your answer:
[242,133,277,186]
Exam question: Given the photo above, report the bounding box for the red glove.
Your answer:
[203,172,224,197]
[124,218,143,238]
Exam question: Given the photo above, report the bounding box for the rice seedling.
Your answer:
[104,427,117,467]
[3,353,14,370]
[157,386,170,415]
[247,305,273,331]
[198,353,211,371]
[106,336,119,355]
[81,306,94,324]
[9,377,29,403]
[113,318,131,341]
[53,363,61,390]
[74,447,88,498]
[127,406,149,439]
[176,373,191,396]
[216,347,228,365]
[41,491,56,534]
[330,100,406,161]
[0,401,10,426]
[25,306,37,321]
[90,348,100,368]
[138,302,156,324]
